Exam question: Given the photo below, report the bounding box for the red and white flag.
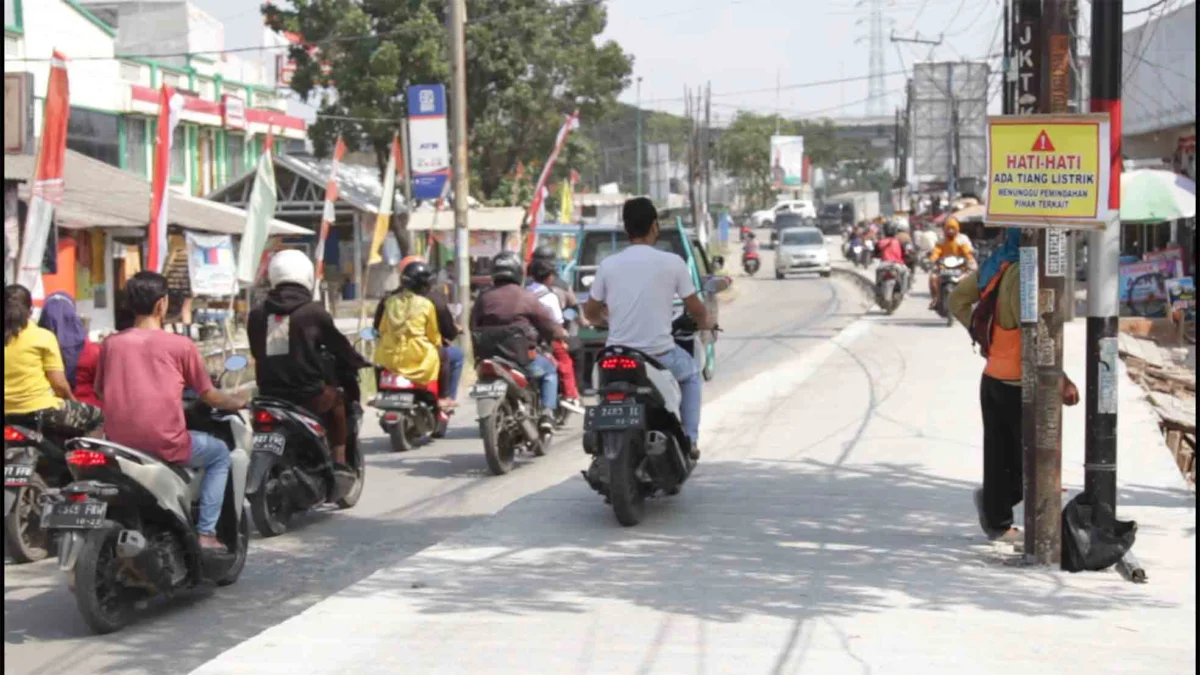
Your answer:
[314,136,346,296]
[17,51,70,301]
[524,111,580,262]
[148,85,185,273]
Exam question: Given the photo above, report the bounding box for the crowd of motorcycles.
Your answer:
[3,276,730,634]
[839,226,967,321]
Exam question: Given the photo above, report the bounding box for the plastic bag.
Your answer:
[1061,491,1137,572]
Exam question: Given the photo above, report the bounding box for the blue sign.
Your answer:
[407,85,450,200]
[407,84,447,117]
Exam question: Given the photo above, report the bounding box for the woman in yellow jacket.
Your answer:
[375,261,442,397]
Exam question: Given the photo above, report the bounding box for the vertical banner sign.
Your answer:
[314,135,346,296]
[524,111,581,262]
[1045,228,1067,276]
[1049,34,1070,113]
[407,85,450,200]
[149,85,185,273]
[235,130,277,285]
[17,51,70,302]
[769,135,805,189]
[1019,246,1039,323]
[1015,16,1041,115]
[369,134,401,265]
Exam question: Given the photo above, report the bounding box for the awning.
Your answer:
[4,150,309,236]
[406,206,524,232]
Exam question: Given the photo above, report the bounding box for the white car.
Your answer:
[752,199,817,228]
[774,226,831,279]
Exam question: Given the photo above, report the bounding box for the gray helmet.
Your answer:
[531,244,557,263]
[491,251,524,286]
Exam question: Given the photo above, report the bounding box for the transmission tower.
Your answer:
[866,0,887,116]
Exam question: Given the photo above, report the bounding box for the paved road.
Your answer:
[3,244,868,675]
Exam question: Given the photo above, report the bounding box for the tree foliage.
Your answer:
[263,0,632,201]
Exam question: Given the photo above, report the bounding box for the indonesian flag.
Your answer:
[524,111,580,262]
[235,128,277,285]
[313,135,346,296]
[17,50,70,301]
[369,134,402,265]
[148,85,185,273]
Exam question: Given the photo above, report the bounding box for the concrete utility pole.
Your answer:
[447,0,471,361]
[636,76,644,196]
[703,81,712,236]
[398,119,415,256]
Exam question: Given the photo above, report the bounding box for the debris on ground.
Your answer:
[1119,332,1197,487]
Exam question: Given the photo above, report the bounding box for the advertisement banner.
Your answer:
[407,85,450,200]
[1144,246,1185,278]
[1165,277,1195,322]
[769,135,804,189]
[984,113,1113,229]
[1119,259,1172,316]
[185,232,236,296]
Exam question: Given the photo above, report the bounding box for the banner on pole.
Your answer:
[185,231,236,296]
[408,85,450,200]
[769,135,804,189]
[524,111,580,261]
[149,85,185,273]
[235,130,277,285]
[369,134,401,265]
[314,135,346,293]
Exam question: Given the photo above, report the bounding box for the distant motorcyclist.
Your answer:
[873,222,910,290]
[526,257,584,414]
[470,251,566,433]
[927,218,976,310]
[743,231,759,256]
[248,250,369,477]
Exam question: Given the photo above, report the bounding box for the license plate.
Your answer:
[253,433,286,455]
[42,500,107,529]
[584,404,645,432]
[377,391,415,408]
[470,382,507,398]
[4,464,33,487]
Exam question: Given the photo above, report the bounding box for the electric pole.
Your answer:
[703,81,712,237]
[447,0,471,362]
[636,76,644,196]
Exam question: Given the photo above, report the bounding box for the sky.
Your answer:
[192,0,1181,126]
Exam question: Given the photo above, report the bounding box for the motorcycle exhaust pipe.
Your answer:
[644,431,685,494]
[116,529,175,592]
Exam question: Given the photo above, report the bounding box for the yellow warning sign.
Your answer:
[985,114,1114,230]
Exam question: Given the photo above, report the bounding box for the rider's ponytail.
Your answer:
[4,284,33,346]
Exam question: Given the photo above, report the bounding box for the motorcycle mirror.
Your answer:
[704,276,733,293]
[580,275,595,290]
[223,354,249,372]
[563,308,579,322]
[359,327,379,340]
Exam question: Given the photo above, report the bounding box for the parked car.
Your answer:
[774,226,832,279]
[752,199,817,228]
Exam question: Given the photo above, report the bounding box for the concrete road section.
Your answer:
[190,260,1194,675]
[3,252,864,675]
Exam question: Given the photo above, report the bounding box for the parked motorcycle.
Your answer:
[4,416,76,563]
[581,278,730,527]
[874,262,907,315]
[742,251,761,276]
[246,361,365,537]
[39,355,252,634]
[470,350,555,476]
[359,329,451,453]
[934,255,968,326]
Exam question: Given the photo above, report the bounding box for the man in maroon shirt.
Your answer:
[95,272,248,550]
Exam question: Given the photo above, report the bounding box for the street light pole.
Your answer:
[447,0,471,363]
[636,76,644,196]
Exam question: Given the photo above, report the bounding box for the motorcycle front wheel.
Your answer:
[605,431,645,527]
[73,520,137,634]
[249,466,293,537]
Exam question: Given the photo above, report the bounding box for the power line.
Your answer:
[1125,0,1171,14]
[642,69,909,104]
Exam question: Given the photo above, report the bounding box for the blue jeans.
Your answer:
[188,431,231,536]
[525,354,559,411]
[657,345,702,445]
[441,345,465,400]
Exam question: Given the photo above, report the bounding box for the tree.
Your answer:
[263,0,632,201]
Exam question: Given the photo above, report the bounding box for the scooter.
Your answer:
[245,359,365,537]
[40,355,252,634]
[874,262,907,315]
[934,255,968,326]
[4,418,74,563]
[470,348,555,476]
[360,329,451,453]
[742,251,761,276]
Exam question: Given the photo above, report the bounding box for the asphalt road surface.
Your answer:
[3,244,868,675]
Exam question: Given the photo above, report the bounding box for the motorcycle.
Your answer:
[245,358,365,537]
[742,251,761,276]
[856,239,875,269]
[4,416,76,563]
[874,262,907,315]
[39,355,252,634]
[360,329,451,453]
[469,347,556,476]
[581,278,730,527]
[934,255,968,326]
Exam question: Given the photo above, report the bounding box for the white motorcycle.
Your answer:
[41,355,253,634]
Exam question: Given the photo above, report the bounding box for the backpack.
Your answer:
[969,262,1010,358]
[471,287,535,367]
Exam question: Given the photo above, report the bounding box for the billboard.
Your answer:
[647,143,670,202]
[770,135,804,189]
[407,84,450,200]
[911,61,990,182]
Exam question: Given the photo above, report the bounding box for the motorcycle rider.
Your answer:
[248,250,370,478]
[93,272,248,551]
[377,259,464,406]
[583,197,714,459]
[470,250,566,433]
[526,257,584,414]
[743,231,759,258]
[373,260,444,403]
[927,217,976,310]
[873,222,910,292]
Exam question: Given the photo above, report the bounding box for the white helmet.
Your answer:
[267,249,315,292]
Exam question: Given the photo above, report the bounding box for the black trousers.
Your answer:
[980,374,1023,532]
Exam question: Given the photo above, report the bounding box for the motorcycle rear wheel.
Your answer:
[74,520,137,634]
[249,467,292,537]
[388,417,415,453]
[481,401,516,475]
[605,431,645,527]
[4,474,51,563]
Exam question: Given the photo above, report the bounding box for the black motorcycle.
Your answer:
[4,418,73,563]
[245,368,365,537]
[470,349,555,476]
[874,262,907,315]
[934,255,968,326]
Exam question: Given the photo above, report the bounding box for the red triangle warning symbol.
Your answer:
[1031,130,1056,152]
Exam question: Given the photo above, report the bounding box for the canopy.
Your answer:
[1120,169,1196,224]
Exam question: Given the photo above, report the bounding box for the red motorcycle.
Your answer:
[372,370,450,452]
[742,251,761,276]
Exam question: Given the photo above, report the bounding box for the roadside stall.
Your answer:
[407,206,525,296]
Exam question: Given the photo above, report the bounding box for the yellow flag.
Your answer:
[558,179,573,223]
[369,135,401,265]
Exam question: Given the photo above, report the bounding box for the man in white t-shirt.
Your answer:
[583,197,714,458]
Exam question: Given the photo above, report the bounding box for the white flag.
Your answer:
[235,136,277,285]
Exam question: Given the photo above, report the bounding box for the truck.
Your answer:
[817,191,881,232]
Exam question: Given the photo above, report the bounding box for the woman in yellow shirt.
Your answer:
[375,262,442,394]
[4,284,103,435]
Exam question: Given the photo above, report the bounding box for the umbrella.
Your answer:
[1120,169,1196,224]
[952,204,986,223]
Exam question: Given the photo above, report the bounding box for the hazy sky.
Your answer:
[193,0,1175,124]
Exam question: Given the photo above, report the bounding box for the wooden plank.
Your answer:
[1166,429,1184,457]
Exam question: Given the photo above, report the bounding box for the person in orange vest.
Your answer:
[950,228,1080,543]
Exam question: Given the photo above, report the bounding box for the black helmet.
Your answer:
[528,257,556,283]
[401,260,434,293]
[531,244,557,263]
[883,222,897,238]
[491,251,524,286]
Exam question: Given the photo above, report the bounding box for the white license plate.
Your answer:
[376,392,415,408]
[42,500,108,529]
[470,382,507,398]
[4,464,33,486]
[253,433,286,455]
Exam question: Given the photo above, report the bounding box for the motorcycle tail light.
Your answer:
[477,361,501,379]
[4,426,26,443]
[605,392,627,403]
[66,450,111,468]
[253,408,279,432]
[67,493,89,503]
[599,356,639,371]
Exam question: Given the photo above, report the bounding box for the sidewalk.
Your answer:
[191,263,1195,674]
